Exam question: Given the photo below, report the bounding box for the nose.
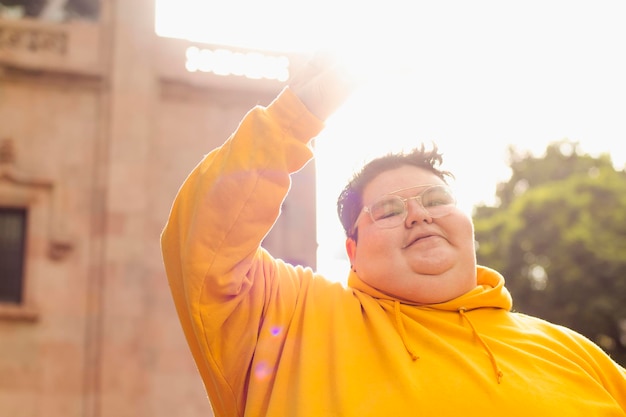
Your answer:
[404,198,433,226]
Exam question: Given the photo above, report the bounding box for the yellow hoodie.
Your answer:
[161,88,626,417]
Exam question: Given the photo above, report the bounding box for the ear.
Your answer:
[345,237,357,265]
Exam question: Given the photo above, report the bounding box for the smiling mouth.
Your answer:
[403,235,437,248]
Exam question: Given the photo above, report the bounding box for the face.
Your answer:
[345,165,477,304]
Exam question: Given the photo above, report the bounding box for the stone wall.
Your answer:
[0,1,317,416]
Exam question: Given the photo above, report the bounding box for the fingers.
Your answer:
[289,51,358,121]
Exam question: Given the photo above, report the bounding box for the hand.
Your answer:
[288,52,358,122]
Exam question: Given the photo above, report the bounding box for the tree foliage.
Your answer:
[474,139,626,366]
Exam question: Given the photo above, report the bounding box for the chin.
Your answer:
[410,262,455,276]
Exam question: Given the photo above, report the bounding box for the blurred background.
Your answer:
[0,1,624,416]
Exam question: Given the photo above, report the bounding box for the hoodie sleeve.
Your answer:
[572,330,626,410]
[160,87,325,416]
[547,321,626,410]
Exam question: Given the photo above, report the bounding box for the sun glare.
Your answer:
[155,0,626,284]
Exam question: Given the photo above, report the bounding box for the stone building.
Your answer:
[0,1,317,416]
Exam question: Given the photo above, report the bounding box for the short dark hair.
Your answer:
[336,143,453,239]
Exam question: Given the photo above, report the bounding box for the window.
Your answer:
[0,137,72,320]
[0,207,27,304]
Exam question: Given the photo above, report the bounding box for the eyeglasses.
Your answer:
[351,184,456,234]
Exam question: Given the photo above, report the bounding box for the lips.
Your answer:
[403,232,440,248]
[402,230,443,249]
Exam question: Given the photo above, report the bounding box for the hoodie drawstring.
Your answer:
[458,307,504,384]
[393,301,419,361]
[391,301,504,382]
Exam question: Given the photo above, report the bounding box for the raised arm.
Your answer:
[160,58,355,415]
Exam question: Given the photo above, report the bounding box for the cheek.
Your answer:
[364,229,398,249]
[447,215,475,247]
[355,229,398,262]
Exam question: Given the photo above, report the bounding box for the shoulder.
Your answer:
[510,311,618,365]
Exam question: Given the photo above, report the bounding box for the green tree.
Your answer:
[474,140,626,366]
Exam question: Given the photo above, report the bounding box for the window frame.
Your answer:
[0,137,73,321]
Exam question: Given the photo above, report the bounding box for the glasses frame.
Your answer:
[350,184,456,236]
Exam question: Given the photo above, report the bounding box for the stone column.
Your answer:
[95,0,157,416]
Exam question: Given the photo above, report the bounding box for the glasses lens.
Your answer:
[369,196,406,227]
[422,186,456,217]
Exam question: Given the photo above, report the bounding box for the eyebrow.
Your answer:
[362,184,442,208]
[385,183,442,196]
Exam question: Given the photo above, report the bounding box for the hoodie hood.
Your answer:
[347,264,513,312]
[347,265,513,383]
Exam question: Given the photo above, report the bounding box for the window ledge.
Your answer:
[0,302,39,322]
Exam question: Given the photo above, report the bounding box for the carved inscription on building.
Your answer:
[0,25,67,55]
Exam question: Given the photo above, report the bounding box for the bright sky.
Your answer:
[155,0,626,283]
